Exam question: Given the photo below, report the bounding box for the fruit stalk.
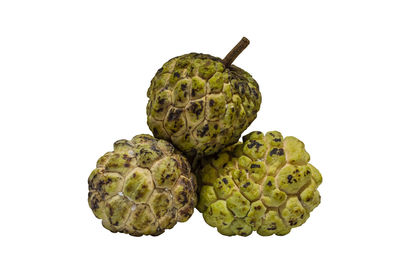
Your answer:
[222,37,250,67]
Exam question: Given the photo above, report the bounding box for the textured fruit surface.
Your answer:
[88,135,197,236]
[146,53,261,160]
[196,131,322,236]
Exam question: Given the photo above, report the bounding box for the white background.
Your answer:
[1,0,399,265]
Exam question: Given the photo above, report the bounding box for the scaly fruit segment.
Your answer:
[196,131,322,236]
[88,134,197,236]
[147,38,261,161]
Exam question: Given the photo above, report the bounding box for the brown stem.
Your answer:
[222,37,250,67]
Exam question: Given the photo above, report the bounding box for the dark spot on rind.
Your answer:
[287,175,293,184]
[156,67,163,75]
[174,72,180,78]
[267,181,272,187]
[247,140,262,150]
[243,182,251,188]
[176,60,190,68]
[180,160,189,176]
[178,192,188,206]
[198,124,209,137]
[150,144,161,153]
[250,164,260,168]
[90,195,100,210]
[209,99,215,107]
[135,186,147,200]
[269,148,284,156]
[191,88,197,97]
[89,175,97,190]
[222,178,228,184]
[188,101,203,119]
[178,207,192,219]
[109,207,114,217]
[267,223,277,230]
[251,88,259,99]
[111,221,119,226]
[273,138,281,142]
[158,97,166,105]
[167,109,183,122]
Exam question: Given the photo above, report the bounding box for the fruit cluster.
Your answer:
[88,38,322,237]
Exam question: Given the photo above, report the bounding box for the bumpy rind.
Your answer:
[196,131,322,236]
[88,134,197,236]
[146,53,261,160]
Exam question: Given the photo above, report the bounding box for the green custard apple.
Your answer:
[196,131,322,236]
[146,38,261,161]
[88,134,197,236]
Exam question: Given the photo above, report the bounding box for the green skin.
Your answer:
[88,135,197,236]
[196,131,322,236]
[146,53,261,161]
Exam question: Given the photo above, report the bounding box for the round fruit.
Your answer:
[146,38,261,161]
[196,131,322,236]
[88,134,197,236]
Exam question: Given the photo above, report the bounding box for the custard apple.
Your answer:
[88,134,197,236]
[196,131,322,236]
[146,38,261,160]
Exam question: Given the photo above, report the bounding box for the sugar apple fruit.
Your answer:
[146,38,261,160]
[88,134,197,236]
[196,131,322,236]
